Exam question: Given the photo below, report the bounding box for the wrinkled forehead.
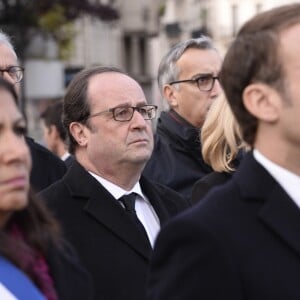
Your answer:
[0,43,18,67]
[87,72,147,109]
[176,48,222,78]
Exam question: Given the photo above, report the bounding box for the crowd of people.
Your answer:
[1,3,300,299]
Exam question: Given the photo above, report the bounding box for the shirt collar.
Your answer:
[253,149,300,208]
[88,171,146,201]
[61,152,71,161]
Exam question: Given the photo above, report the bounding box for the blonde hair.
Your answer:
[201,94,247,173]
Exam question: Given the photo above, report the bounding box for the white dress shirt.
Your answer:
[61,152,71,161]
[253,149,300,209]
[88,171,160,247]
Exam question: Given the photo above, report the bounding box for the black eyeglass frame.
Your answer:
[87,104,158,122]
[169,74,219,92]
[0,66,25,83]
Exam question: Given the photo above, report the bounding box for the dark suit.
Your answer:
[63,154,74,169]
[191,171,232,203]
[39,160,189,300]
[26,137,66,192]
[147,152,300,300]
[47,241,93,300]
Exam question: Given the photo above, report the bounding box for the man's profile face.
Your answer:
[274,23,300,153]
[168,48,222,128]
[81,72,154,175]
[0,44,21,96]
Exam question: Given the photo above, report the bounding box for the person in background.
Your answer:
[143,36,222,199]
[41,101,73,168]
[191,94,248,202]
[39,66,189,300]
[0,77,92,299]
[147,4,300,299]
[0,30,66,192]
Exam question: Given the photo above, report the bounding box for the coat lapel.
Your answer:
[235,152,300,257]
[65,161,151,260]
[258,184,300,257]
[140,176,171,225]
[84,194,151,259]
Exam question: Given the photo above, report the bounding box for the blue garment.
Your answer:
[0,256,45,300]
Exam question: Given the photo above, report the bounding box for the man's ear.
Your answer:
[163,84,179,108]
[69,122,88,147]
[243,83,280,123]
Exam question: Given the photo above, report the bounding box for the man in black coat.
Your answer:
[39,66,189,300]
[0,31,66,192]
[147,4,300,300]
[143,36,222,199]
[40,101,74,168]
[26,136,66,191]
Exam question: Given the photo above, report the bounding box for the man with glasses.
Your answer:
[0,31,66,192]
[143,36,222,199]
[147,4,300,299]
[39,66,189,300]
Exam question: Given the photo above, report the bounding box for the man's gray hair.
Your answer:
[0,30,17,59]
[158,36,216,96]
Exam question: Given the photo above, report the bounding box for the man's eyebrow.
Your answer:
[113,101,147,108]
[136,102,148,107]
[193,73,214,78]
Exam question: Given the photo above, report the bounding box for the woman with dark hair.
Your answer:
[0,77,92,299]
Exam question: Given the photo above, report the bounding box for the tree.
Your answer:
[0,0,119,59]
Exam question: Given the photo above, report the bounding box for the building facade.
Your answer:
[26,0,295,141]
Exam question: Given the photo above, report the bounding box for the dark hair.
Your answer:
[41,100,67,142]
[220,3,300,145]
[63,65,126,154]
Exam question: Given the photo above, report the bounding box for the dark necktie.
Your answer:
[119,193,150,244]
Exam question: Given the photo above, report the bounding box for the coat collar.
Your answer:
[158,110,200,149]
[234,152,300,256]
[64,162,167,259]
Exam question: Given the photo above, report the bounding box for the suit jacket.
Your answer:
[47,241,94,300]
[143,110,212,199]
[191,171,232,203]
[26,137,66,192]
[147,152,300,300]
[64,154,74,169]
[39,160,189,300]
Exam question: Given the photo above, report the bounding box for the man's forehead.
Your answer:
[0,43,18,66]
[89,72,141,92]
[177,49,221,76]
[88,72,145,105]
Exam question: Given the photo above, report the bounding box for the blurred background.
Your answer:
[0,0,295,143]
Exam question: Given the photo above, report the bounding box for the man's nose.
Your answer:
[210,78,222,97]
[0,70,14,85]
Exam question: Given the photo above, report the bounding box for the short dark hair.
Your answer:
[63,65,126,154]
[220,3,300,145]
[41,101,67,142]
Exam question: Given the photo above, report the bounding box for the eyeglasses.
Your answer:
[0,66,24,83]
[88,105,158,122]
[169,74,219,92]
